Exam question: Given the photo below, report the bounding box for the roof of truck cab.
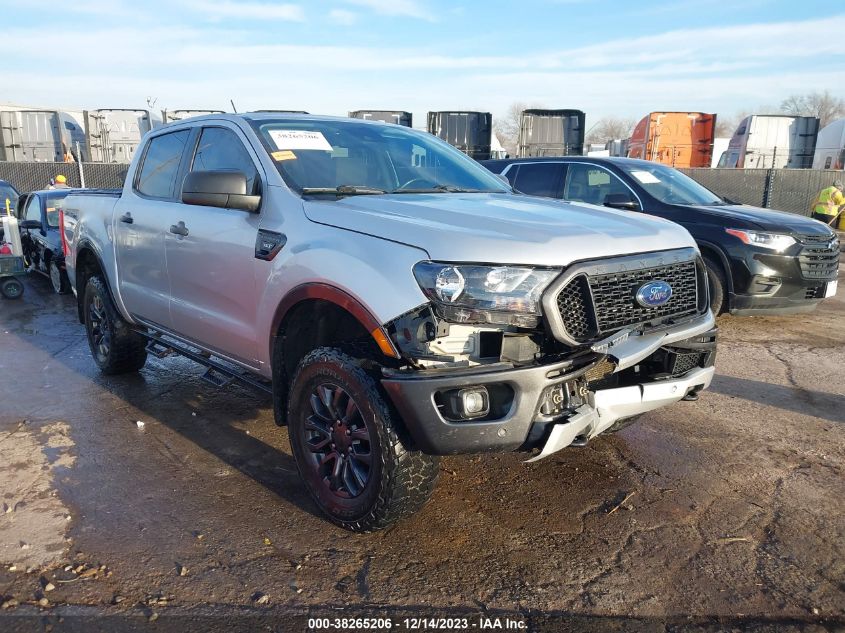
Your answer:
[166,112,394,125]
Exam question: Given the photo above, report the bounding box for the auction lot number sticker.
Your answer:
[307,616,527,630]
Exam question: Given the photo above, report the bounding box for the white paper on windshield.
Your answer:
[630,170,661,184]
[269,130,332,151]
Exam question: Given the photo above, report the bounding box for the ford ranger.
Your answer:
[62,114,717,531]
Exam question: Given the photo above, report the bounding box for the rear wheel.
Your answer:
[287,347,439,532]
[0,277,24,299]
[83,275,147,374]
[49,259,69,294]
[703,255,726,315]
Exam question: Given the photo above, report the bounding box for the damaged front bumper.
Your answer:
[381,312,717,459]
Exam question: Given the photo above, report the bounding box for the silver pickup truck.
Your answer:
[62,113,717,531]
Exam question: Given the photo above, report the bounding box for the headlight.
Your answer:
[413,261,560,327]
[725,229,796,252]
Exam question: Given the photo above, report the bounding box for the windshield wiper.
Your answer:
[391,185,492,194]
[301,185,388,197]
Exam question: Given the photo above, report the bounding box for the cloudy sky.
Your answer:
[1,0,843,128]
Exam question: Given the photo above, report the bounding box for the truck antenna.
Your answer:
[230,100,238,113]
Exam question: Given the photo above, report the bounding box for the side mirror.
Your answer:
[604,193,639,211]
[20,219,43,230]
[181,170,261,212]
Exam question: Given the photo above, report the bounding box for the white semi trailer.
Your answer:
[812,119,845,170]
[719,115,819,169]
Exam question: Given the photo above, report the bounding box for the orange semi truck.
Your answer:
[627,112,716,168]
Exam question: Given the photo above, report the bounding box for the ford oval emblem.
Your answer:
[636,280,673,308]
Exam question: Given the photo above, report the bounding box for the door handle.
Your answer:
[169,221,189,237]
[119,212,134,224]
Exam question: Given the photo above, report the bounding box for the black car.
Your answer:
[482,156,840,315]
[17,189,77,294]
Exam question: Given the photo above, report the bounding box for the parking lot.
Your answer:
[1,269,843,631]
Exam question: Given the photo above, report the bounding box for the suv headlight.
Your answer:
[413,261,560,328]
[725,229,796,252]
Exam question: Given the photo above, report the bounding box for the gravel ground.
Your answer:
[0,269,843,632]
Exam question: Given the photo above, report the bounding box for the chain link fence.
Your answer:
[679,168,769,207]
[680,168,844,216]
[1,160,842,218]
[0,161,125,193]
[766,169,843,216]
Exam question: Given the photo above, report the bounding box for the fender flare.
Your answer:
[73,240,120,323]
[269,283,399,361]
[696,239,734,295]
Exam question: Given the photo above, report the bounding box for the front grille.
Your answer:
[554,258,701,344]
[555,275,596,341]
[670,351,702,376]
[796,232,835,244]
[799,242,839,280]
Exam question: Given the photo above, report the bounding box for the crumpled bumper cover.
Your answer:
[381,317,716,458]
[525,366,714,461]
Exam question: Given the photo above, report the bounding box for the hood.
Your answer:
[304,193,696,267]
[692,203,835,236]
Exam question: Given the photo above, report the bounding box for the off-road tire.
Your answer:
[49,259,69,294]
[83,275,147,374]
[703,255,726,315]
[287,347,439,532]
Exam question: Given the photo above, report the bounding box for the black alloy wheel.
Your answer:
[304,382,373,498]
[88,291,112,363]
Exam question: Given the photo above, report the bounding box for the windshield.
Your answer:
[44,193,70,227]
[249,118,510,196]
[620,163,723,206]
[1,184,18,215]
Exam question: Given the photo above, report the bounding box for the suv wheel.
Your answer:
[83,275,147,374]
[703,256,726,315]
[287,347,439,531]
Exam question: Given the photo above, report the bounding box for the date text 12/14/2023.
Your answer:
[307,616,528,630]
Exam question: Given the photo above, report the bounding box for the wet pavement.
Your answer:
[0,270,843,632]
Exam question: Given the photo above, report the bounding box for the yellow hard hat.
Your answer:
[55,174,67,184]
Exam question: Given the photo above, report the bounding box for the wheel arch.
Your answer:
[74,242,116,324]
[696,240,734,296]
[269,283,400,426]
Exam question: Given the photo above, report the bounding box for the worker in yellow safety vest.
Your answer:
[811,180,844,225]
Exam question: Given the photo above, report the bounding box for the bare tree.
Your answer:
[494,101,544,156]
[585,117,636,145]
[780,91,845,128]
[715,115,738,138]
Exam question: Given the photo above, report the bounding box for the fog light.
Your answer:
[446,387,490,420]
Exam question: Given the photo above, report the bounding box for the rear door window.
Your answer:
[191,127,260,195]
[562,163,631,206]
[511,163,565,198]
[135,129,191,199]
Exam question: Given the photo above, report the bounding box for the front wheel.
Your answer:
[287,347,439,532]
[83,275,147,374]
[703,256,726,315]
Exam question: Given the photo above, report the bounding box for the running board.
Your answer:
[139,331,272,395]
[145,340,176,359]
[202,367,234,388]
